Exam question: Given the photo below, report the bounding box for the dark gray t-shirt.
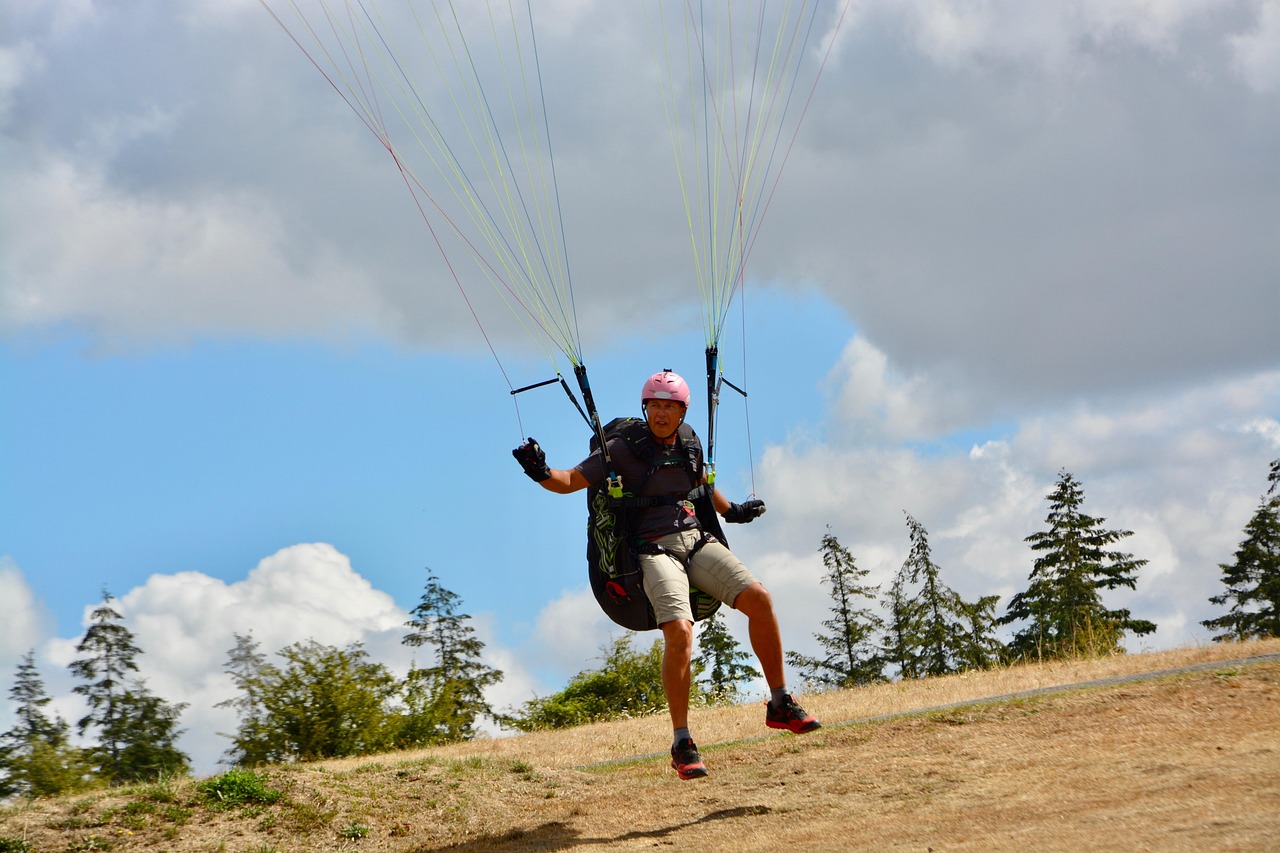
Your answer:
[575,429,703,541]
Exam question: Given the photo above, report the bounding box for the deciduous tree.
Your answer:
[506,635,675,731]
[221,639,399,764]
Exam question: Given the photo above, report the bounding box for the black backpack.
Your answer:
[585,417,726,631]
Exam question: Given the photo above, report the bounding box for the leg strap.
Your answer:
[636,532,718,569]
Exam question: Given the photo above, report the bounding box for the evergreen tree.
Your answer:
[957,593,1005,671]
[506,635,673,731]
[68,592,189,783]
[1202,458,1280,641]
[215,633,271,766]
[695,608,760,703]
[0,651,90,798]
[221,639,400,764]
[786,529,885,688]
[400,571,503,744]
[1001,471,1157,660]
[885,514,1004,678]
[109,691,189,782]
[883,558,919,681]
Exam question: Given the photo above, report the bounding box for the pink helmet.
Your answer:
[641,370,690,407]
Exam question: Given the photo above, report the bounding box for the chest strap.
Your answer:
[609,482,712,508]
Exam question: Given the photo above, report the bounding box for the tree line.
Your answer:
[3,462,1277,797]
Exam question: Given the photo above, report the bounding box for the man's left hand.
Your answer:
[725,499,766,524]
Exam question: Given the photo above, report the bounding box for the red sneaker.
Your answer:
[670,737,709,780]
[766,695,822,734]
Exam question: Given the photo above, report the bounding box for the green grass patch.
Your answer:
[195,769,283,810]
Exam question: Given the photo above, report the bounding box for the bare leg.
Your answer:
[659,618,695,729]
[733,583,785,689]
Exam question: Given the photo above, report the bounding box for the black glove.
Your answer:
[724,498,766,524]
[512,437,551,482]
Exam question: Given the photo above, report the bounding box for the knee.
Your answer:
[733,582,773,617]
[661,619,694,653]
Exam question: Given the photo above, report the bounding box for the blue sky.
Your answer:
[2,1,1278,775]
[2,287,854,655]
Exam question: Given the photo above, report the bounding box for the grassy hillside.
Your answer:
[2,639,1277,852]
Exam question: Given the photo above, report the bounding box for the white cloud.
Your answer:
[27,544,496,774]
[2,1,1273,406]
[0,557,54,667]
[0,151,386,346]
[529,585,620,675]
[13,543,596,774]
[743,339,1279,661]
[887,0,1236,72]
[1231,0,1280,92]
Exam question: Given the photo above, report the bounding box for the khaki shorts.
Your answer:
[638,530,759,626]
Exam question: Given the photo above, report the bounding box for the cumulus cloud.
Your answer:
[15,541,636,773]
[0,557,54,667]
[29,543,560,775]
[740,339,1279,661]
[529,585,622,675]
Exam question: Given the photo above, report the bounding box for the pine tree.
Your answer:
[695,608,760,702]
[0,651,90,798]
[68,592,189,783]
[216,633,271,766]
[885,515,1004,678]
[1202,458,1280,641]
[401,570,503,744]
[786,529,885,688]
[957,593,1005,671]
[1001,471,1157,660]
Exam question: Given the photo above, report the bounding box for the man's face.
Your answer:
[644,399,686,442]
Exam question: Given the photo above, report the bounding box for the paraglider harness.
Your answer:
[586,417,727,631]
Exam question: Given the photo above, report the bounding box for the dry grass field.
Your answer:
[2,638,1277,852]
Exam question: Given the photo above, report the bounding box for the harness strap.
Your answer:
[635,531,718,568]
[610,482,712,509]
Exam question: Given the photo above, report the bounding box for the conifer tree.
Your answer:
[68,592,189,783]
[695,608,760,702]
[1001,471,1157,660]
[401,570,503,744]
[1202,459,1280,641]
[216,633,271,766]
[885,514,1004,678]
[0,651,90,798]
[786,529,885,688]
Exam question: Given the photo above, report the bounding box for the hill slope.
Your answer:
[2,640,1278,852]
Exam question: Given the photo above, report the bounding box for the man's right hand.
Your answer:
[512,438,552,482]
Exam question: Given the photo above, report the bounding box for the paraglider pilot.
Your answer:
[513,370,820,780]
